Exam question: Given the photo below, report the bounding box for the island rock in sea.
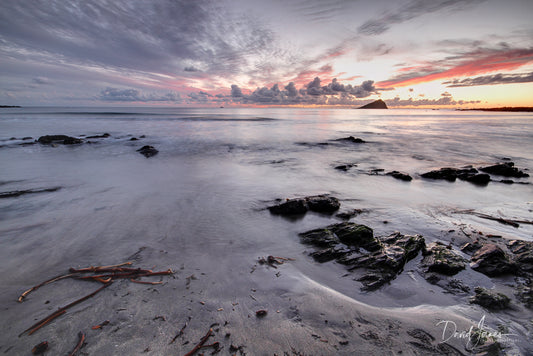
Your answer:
[358,99,388,109]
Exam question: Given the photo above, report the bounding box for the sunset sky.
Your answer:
[1,0,532,108]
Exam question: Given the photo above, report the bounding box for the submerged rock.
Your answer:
[38,135,83,145]
[299,224,425,290]
[137,145,158,158]
[421,167,489,185]
[268,195,340,216]
[421,243,467,276]
[86,133,110,139]
[479,162,529,178]
[386,171,412,181]
[336,136,366,144]
[470,287,510,311]
[470,244,516,277]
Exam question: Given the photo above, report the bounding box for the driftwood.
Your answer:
[454,209,532,228]
[67,331,86,356]
[184,328,213,356]
[20,283,112,336]
[18,273,79,302]
[68,261,133,273]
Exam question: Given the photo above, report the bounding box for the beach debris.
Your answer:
[20,283,112,337]
[31,341,48,355]
[184,328,214,356]
[0,187,61,199]
[257,255,294,268]
[299,224,425,290]
[18,261,173,336]
[91,320,110,330]
[137,145,158,157]
[268,195,340,216]
[470,287,510,311]
[170,320,189,344]
[453,209,532,228]
[37,135,83,145]
[67,332,86,356]
[255,309,267,317]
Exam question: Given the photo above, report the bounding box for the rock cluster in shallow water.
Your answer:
[268,195,340,216]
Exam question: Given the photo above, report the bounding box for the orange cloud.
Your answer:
[379,48,533,88]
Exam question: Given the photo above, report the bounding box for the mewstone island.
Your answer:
[1,1,533,355]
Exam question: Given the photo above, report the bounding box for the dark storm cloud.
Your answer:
[444,72,533,87]
[98,87,181,102]
[358,0,486,36]
[227,77,379,106]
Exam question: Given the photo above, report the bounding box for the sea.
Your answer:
[0,107,532,353]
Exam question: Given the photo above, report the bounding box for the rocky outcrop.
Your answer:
[137,145,159,158]
[299,223,425,290]
[480,162,529,178]
[38,135,83,145]
[268,195,340,216]
[470,244,516,277]
[470,287,510,311]
[507,240,533,273]
[421,243,467,276]
[359,99,388,109]
[421,167,490,185]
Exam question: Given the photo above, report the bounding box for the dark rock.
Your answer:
[22,136,33,140]
[479,162,529,178]
[460,241,483,255]
[507,240,533,273]
[130,137,138,141]
[268,195,340,216]
[86,133,110,139]
[137,145,158,158]
[470,287,510,311]
[515,280,533,308]
[461,173,491,185]
[421,243,467,275]
[470,244,516,276]
[359,99,388,109]
[336,136,366,143]
[335,209,365,220]
[444,279,471,294]
[38,135,83,145]
[335,164,356,171]
[268,198,308,215]
[386,171,412,181]
[300,224,425,290]
[421,168,460,182]
[306,195,340,213]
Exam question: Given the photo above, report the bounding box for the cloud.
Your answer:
[379,47,533,87]
[227,77,379,106]
[98,87,181,102]
[32,77,52,85]
[444,72,533,87]
[388,96,480,107]
[358,0,486,36]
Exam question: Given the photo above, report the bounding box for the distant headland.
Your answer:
[0,105,21,108]
[358,99,388,109]
[459,107,533,112]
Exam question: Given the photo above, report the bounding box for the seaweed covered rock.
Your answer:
[470,287,510,311]
[38,135,83,145]
[137,145,159,158]
[479,162,529,178]
[299,224,425,290]
[268,195,340,216]
[470,244,516,277]
[421,243,467,276]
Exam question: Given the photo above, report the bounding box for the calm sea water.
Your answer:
[1,106,532,307]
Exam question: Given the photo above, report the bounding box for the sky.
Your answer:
[1,0,532,108]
